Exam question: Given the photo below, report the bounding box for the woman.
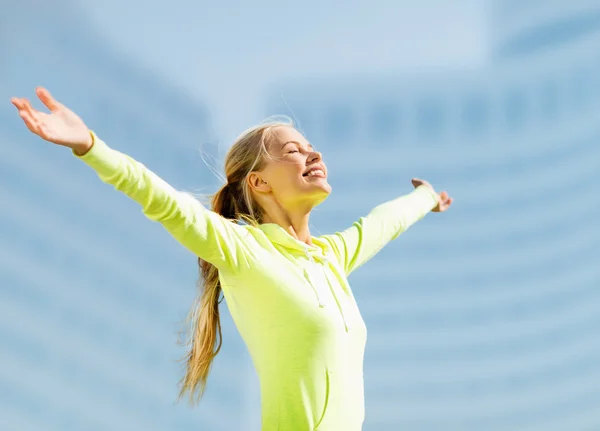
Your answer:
[11,87,452,431]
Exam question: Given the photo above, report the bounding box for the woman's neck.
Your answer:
[262,208,312,245]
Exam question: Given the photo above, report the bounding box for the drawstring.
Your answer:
[304,246,350,332]
[305,251,325,308]
[322,265,350,332]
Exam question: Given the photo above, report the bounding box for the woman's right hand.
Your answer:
[11,87,93,156]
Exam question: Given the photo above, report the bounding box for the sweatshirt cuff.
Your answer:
[73,131,122,177]
[412,185,439,212]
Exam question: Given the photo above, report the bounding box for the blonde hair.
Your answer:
[178,118,293,403]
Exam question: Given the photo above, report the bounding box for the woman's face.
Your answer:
[250,126,331,209]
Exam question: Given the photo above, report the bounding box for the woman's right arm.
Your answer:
[77,132,250,270]
[11,87,250,271]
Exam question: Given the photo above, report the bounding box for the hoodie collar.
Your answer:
[258,223,328,254]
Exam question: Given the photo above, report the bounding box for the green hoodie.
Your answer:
[77,133,439,431]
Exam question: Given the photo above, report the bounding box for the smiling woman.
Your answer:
[11,87,452,431]
[247,126,332,225]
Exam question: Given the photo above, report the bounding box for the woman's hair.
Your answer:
[178,118,294,404]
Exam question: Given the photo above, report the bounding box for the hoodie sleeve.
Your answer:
[320,186,438,275]
[74,132,252,271]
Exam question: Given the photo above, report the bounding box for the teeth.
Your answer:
[307,170,324,177]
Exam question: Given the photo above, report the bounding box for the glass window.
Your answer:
[369,102,401,144]
[503,87,527,132]
[322,105,354,146]
[571,66,593,112]
[461,95,489,137]
[415,99,445,143]
[539,79,560,122]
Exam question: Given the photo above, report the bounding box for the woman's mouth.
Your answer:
[303,166,327,178]
[304,169,326,178]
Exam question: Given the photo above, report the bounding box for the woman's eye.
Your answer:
[288,150,299,154]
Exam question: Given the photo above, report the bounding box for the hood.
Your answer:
[258,223,330,259]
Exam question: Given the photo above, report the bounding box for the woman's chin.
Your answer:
[305,176,331,189]
[307,178,331,193]
[309,183,332,206]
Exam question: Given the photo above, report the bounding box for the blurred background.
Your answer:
[1,0,599,430]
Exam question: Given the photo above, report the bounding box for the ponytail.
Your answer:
[177,120,284,403]
[178,181,258,403]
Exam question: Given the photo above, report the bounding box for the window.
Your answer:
[503,87,527,132]
[369,102,401,145]
[570,66,593,112]
[539,80,560,122]
[461,95,490,137]
[415,99,445,143]
[322,105,354,146]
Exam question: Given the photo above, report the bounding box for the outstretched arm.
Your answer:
[320,180,452,275]
[11,87,251,271]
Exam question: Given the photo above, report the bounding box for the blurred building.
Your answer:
[0,1,247,431]
[490,0,600,60]
[263,1,600,430]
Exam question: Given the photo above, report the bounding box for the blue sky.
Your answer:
[82,0,490,140]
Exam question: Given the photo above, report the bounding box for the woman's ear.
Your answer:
[247,172,272,193]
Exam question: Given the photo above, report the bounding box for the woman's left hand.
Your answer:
[411,178,453,213]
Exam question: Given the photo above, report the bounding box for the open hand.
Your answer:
[11,87,93,155]
[411,178,453,213]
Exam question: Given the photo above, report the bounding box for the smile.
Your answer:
[303,169,326,178]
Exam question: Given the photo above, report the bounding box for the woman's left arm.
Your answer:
[320,179,452,275]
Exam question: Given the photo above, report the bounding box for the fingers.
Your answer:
[438,191,452,203]
[10,87,62,115]
[11,97,44,135]
[12,97,38,117]
[431,190,453,212]
[36,87,62,112]
[10,97,26,110]
[17,108,39,134]
[12,97,38,122]
[439,193,453,211]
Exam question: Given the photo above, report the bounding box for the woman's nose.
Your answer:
[308,151,322,163]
